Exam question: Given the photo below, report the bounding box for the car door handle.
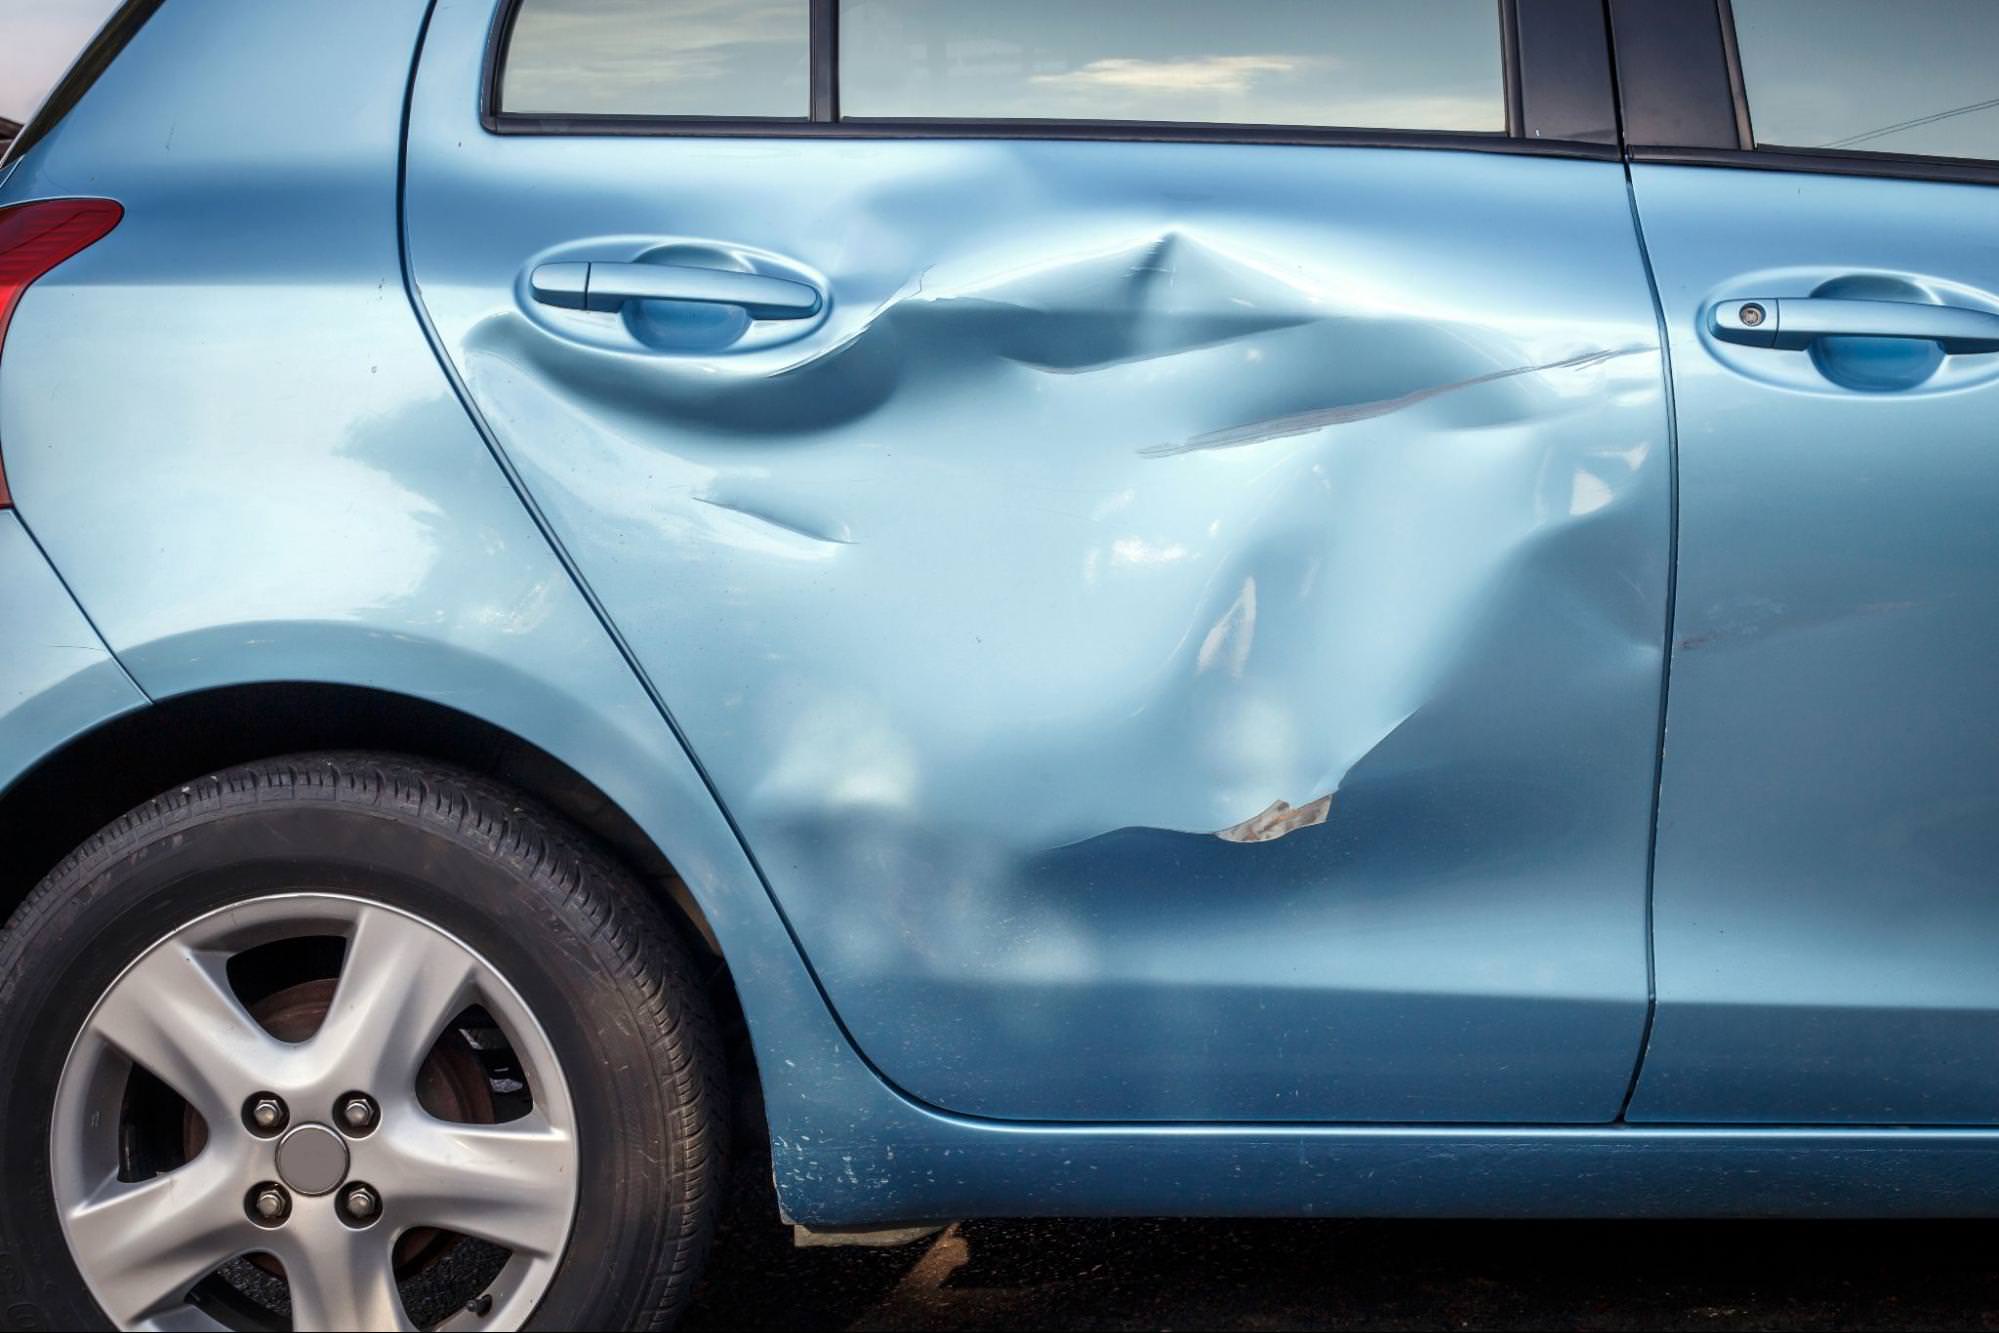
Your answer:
[1712,297,1999,353]
[529,261,823,320]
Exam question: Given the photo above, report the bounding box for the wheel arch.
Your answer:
[0,679,734,984]
[0,663,918,1227]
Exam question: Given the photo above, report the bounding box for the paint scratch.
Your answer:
[1214,794,1333,843]
[1141,345,1653,457]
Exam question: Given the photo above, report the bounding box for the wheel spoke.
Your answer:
[379,1112,577,1256]
[55,892,580,1331]
[64,1153,254,1326]
[277,1216,412,1332]
[310,903,478,1092]
[86,942,289,1125]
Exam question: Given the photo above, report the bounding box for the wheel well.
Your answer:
[0,680,732,969]
[1,680,769,1174]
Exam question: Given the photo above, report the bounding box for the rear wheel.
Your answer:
[0,753,726,1331]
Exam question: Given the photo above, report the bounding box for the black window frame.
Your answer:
[480,0,1621,160]
[1609,0,1999,189]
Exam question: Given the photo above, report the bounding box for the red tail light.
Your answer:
[0,198,123,508]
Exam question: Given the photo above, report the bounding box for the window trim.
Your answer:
[478,0,1620,160]
[1610,0,1999,189]
[1,0,164,169]
[1712,0,1757,151]
[811,0,838,121]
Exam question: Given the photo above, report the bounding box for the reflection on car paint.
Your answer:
[405,51,1675,1124]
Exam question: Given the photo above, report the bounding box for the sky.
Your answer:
[503,0,1502,129]
[9,0,1991,154]
[0,0,120,123]
[837,0,1502,127]
[502,0,1991,145]
[1732,0,1999,157]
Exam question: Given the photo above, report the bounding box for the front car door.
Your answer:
[1614,1,1999,1122]
[405,0,1671,1123]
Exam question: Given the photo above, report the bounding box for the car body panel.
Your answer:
[765,1116,1999,1222]
[1626,164,1999,1124]
[403,0,1673,1124]
[0,514,146,796]
[11,0,1999,1235]
[0,0,911,1216]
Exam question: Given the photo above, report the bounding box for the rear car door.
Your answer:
[404,0,1671,1123]
[1615,2,1999,1122]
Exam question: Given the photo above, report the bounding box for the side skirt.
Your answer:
[776,1120,1999,1224]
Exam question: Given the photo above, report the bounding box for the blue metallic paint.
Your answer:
[1626,165,1999,1124]
[0,0,895,1226]
[0,514,146,796]
[0,0,825,1067]
[1,0,1997,1234]
[404,0,1673,1125]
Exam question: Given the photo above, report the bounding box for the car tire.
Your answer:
[0,752,726,1331]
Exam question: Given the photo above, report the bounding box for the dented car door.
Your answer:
[403,0,1672,1122]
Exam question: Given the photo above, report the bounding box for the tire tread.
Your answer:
[0,750,726,1331]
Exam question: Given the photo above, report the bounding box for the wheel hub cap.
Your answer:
[274,1123,349,1196]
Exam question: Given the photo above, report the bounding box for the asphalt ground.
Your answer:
[686,1158,1999,1331]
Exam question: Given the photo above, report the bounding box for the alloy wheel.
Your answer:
[50,894,578,1331]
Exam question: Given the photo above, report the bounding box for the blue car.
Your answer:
[2,0,1996,1327]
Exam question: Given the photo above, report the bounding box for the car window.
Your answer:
[1731,0,1999,162]
[837,0,1505,130]
[500,0,809,118]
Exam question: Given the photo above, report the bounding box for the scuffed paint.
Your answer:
[1213,794,1334,843]
[407,120,1673,1124]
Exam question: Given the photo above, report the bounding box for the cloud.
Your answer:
[502,0,808,115]
[1030,55,1302,96]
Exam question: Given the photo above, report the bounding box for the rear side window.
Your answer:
[500,0,810,118]
[1731,0,1999,162]
[497,0,1508,134]
[838,0,1505,130]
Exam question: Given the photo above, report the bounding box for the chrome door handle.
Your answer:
[530,261,822,320]
[1713,297,1999,352]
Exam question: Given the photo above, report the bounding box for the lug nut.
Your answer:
[247,1183,290,1225]
[341,1183,380,1224]
[244,1093,288,1135]
[339,1094,377,1133]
